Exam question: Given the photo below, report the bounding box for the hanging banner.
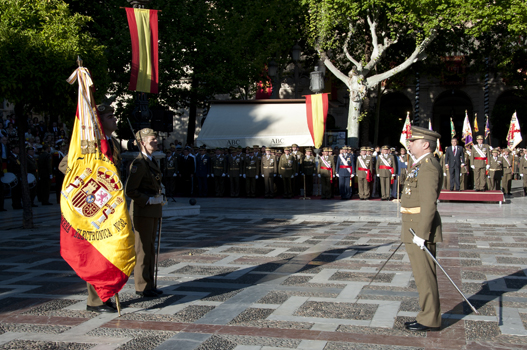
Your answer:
[306,93,329,149]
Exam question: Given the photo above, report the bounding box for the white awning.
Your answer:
[195,100,314,148]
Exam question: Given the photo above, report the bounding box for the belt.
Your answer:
[230,168,239,171]
[280,167,291,170]
[358,167,372,182]
[320,166,333,183]
[400,207,420,214]
[339,165,352,169]
[213,166,224,169]
[474,157,486,160]
[379,165,394,184]
[246,166,256,169]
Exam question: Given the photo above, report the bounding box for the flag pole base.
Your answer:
[115,293,122,317]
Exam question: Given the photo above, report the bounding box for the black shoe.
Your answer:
[152,288,164,295]
[42,202,53,205]
[87,303,117,313]
[404,320,418,327]
[405,322,440,332]
[136,290,159,297]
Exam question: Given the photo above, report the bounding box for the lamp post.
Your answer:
[292,43,301,98]
[310,66,324,94]
[268,59,278,99]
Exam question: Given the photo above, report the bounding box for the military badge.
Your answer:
[404,187,411,196]
[131,165,138,173]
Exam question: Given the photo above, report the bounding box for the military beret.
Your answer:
[408,126,441,141]
[97,103,114,115]
[292,144,299,147]
[476,135,484,140]
[135,128,157,140]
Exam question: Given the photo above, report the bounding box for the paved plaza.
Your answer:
[0,184,526,350]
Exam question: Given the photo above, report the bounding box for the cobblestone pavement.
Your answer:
[0,191,526,350]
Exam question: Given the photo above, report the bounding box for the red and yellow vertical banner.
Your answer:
[61,67,135,302]
[306,93,329,149]
[126,8,159,94]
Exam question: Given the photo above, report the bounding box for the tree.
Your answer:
[0,0,106,228]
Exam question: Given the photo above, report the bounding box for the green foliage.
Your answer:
[0,0,107,118]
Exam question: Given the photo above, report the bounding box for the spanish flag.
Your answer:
[126,8,159,94]
[306,93,329,148]
[61,67,135,302]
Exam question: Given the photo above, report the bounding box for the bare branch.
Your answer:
[366,30,437,88]
[343,21,362,69]
[320,51,349,86]
[367,15,379,61]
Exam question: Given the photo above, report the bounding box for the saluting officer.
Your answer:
[279,146,296,198]
[356,146,373,200]
[376,145,396,200]
[470,135,491,191]
[261,147,277,198]
[317,147,335,199]
[401,126,443,332]
[302,148,316,196]
[125,128,164,298]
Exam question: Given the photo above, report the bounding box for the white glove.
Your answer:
[211,174,214,177]
[243,174,246,178]
[295,173,298,176]
[261,174,264,177]
[239,174,242,177]
[412,235,425,250]
[274,174,276,177]
[207,174,210,178]
[291,175,294,178]
[318,174,321,178]
[521,174,523,178]
[443,173,447,176]
[227,174,230,177]
[173,173,177,177]
[280,175,282,178]
[445,164,449,169]
[147,196,163,205]
[486,165,490,170]
[377,174,380,177]
[222,173,226,177]
[471,165,475,169]
[351,174,354,177]
[255,175,259,179]
[336,174,339,177]
[392,174,395,177]
[312,174,315,176]
[49,175,53,179]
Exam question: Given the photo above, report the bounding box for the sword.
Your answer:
[409,228,479,314]
[154,217,162,289]
[353,242,403,308]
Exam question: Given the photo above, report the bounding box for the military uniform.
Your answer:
[302,150,316,196]
[227,150,242,197]
[520,153,527,194]
[487,149,502,191]
[401,127,443,330]
[336,146,354,199]
[37,147,52,205]
[7,147,22,209]
[460,148,471,190]
[470,137,491,191]
[195,150,211,197]
[500,150,513,195]
[261,150,277,198]
[396,152,408,197]
[178,150,195,196]
[279,148,296,198]
[211,149,227,197]
[125,129,163,295]
[376,146,396,200]
[356,147,373,200]
[291,144,303,195]
[317,148,335,199]
[243,150,260,197]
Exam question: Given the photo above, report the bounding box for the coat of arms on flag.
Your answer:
[400,112,412,150]
[507,111,523,150]
[61,65,135,303]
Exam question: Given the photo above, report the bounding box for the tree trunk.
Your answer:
[347,99,362,147]
[14,103,33,229]
[373,84,382,147]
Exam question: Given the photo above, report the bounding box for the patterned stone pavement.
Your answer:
[0,194,526,349]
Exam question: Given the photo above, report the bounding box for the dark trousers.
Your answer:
[304,174,313,196]
[321,176,331,199]
[338,176,352,199]
[11,180,21,208]
[282,176,292,198]
[197,176,208,196]
[264,174,274,197]
[449,166,460,190]
[38,178,50,203]
[181,175,193,196]
[245,177,256,196]
[133,216,159,292]
[230,175,240,197]
[379,176,391,199]
[214,176,224,196]
[164,176,176,197]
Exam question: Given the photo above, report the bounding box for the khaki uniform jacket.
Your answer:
[211,155,227,176]
[462,150,471,174]
[125,154,163,218]
[501,155,513,175]
[261,154,277,175]
[317,155,335,178]
[401,153,443,243]
[243,156,260,177]
[471,144,491,168]
[279,154,297,177]
[356,155,373,179]
[292,151,304,169]
[58,137,121,175]
[488,156,503,179]
[228,155,243,177]
[520,155,527,175]
[302,155,316,176]
[376,154,396,177]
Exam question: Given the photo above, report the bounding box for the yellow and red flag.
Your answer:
[306,93,329,148]
[126,8,159,94]
[61,67,135,302]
